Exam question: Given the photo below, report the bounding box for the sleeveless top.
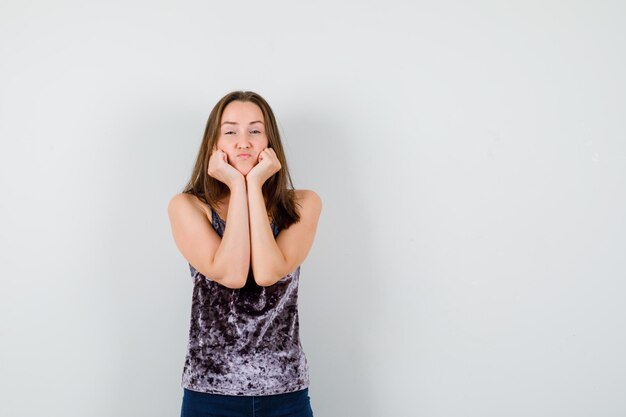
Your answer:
[181,208,310,396]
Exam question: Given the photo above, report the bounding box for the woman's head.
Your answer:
[183,91,301,228]
[215,99,268,177]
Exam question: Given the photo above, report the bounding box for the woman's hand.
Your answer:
[246,147,281,187]
[207,148,244,188]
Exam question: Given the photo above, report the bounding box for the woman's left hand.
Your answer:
[246,147,281,186]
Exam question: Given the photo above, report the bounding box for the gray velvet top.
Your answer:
[181,208,310,396]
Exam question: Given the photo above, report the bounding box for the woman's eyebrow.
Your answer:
[221,120,264,126]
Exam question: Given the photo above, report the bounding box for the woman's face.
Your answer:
[216,100,269,176]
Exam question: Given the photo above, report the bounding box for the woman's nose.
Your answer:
[237,136,251,148]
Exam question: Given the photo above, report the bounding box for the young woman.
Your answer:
[168,90,321,417]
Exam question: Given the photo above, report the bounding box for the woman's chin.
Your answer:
[231,160,257,177]
[235,166,253,176]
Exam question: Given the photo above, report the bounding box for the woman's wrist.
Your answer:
[245,176,263,189]
[227,176,247,191]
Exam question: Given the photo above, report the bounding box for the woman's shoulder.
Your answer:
[168,192,212,219]
[293,188,320,199]
[292,189,322,211]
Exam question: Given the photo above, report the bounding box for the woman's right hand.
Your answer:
[207,148,244,188]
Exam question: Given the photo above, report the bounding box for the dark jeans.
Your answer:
[180,387,315,417]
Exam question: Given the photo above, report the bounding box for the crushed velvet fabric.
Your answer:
[181,208,310,396]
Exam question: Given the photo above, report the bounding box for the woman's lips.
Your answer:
[238,154,252,159]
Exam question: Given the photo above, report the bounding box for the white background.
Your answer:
[1,1,625,416]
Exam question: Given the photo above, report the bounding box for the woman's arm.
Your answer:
[247,184,322,287]
[168,180,250,289]
[212,179,251,287]
[168,145,252,289]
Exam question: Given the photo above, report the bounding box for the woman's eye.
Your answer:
[225,131,235,135]
[251,130,261,134]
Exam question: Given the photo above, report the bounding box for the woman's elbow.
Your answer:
[254,273,282,288]
[219,274,248,289]
[212,263,249,289]
[195,264,247,289]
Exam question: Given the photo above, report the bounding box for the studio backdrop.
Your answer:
[1,1,625,416]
